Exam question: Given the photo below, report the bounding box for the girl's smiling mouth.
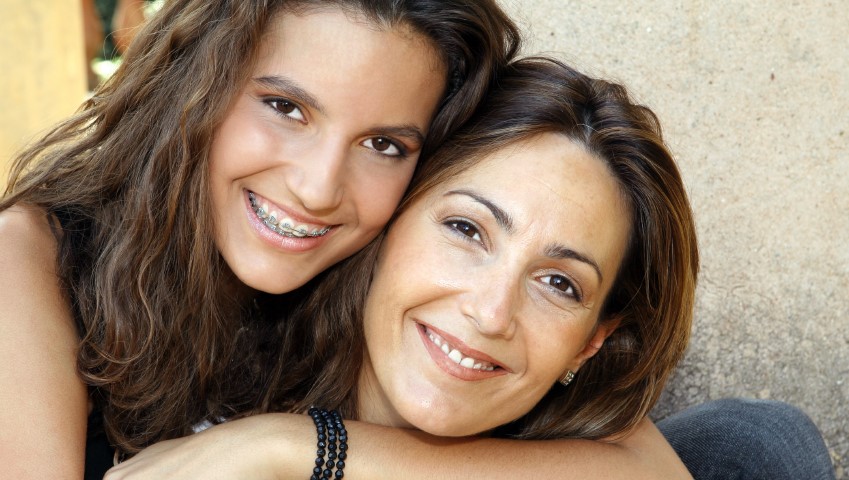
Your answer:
[247,190,332,238]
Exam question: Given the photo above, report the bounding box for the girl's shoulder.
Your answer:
[0,204,90,474]
[0,203,60,268]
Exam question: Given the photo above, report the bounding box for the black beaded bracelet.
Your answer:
[308,407,347,480]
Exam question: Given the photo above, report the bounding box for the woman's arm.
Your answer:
[0,206,89,479]
[106,413,691,479]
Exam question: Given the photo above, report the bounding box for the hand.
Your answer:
[103,414,315,480]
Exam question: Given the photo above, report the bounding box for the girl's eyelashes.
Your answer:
[538,274,583,302]
[361,137,407,158]
[444,218,483,243]
[261,97,408,159]
[263,97,306,122]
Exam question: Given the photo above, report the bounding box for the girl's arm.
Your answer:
[0,206,89,479]
[106,413,691,479]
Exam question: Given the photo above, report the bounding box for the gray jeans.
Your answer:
[657,398,835,480]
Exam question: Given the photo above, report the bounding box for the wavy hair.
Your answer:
[0,0,519,453]
[284,56,699,441]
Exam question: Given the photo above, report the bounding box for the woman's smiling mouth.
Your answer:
[425,328,496,371]
[417,323,509,380]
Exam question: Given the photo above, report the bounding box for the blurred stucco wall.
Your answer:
[0,1,87,183]
[502,0,847,476]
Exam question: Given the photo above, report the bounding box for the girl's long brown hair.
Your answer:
[0,0,519,453]
[282,56,699,440]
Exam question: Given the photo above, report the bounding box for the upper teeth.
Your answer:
[427,330,495,371]
[249,192,330,238]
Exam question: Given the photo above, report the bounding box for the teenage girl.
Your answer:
[0,1,519,477]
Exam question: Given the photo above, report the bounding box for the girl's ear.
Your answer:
[573,316,622,369]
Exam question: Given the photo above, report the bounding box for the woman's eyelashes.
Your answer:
[264,97,306,122]
[538,274,583,302]
[444,218,484,243]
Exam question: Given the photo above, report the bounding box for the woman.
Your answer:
[0,0,519,477]
[285,55,698,440]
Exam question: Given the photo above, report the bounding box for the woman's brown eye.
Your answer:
[548,275,571,292]
[540,275,577,299]
[446,220,481,242]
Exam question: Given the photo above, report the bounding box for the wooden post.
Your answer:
[0,1,87,187]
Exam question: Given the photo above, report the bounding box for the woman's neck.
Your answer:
[355,353,413,429]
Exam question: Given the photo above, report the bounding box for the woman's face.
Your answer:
[209,9,446,294]
[358,133,632,436]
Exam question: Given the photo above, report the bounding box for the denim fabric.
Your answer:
[658,398,835,480]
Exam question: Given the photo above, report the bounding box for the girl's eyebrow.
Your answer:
[252,75,425,145]
[446,188,602,282]
[253,75,325,114]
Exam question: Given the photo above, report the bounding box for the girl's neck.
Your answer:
[220,266,260,306]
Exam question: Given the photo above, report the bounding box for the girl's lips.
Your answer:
[243,190,335,252]
[416,323,510,381]
[247,190,333,234]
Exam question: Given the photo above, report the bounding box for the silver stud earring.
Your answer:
[559,370,575,387]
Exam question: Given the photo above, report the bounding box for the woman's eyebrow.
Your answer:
[544,244,603,283]
[253,75,325,114]
[445,189,514,233]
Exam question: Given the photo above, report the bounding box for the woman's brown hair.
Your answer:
[0,0,520,453]
[285,56,699,440]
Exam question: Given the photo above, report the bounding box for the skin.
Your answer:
[212,10,446,294]
[358,134,629,435]
[0,205,88,478]
[0,9,446,479]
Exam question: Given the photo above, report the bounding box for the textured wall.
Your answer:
[502,0,848,476]
[0,1,87,182]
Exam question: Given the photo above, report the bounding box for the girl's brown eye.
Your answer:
[361,137,404,157]
[372,137,392,152]
[277,100,296,114]
[265,98,305,122]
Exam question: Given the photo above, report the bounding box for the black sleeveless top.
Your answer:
[85,409,114,480]
[52,208,114,479]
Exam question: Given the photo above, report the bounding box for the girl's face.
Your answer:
[358,133,631,436]
[209,10,446,294]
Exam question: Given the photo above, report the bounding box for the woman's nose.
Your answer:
[460,266,520,339]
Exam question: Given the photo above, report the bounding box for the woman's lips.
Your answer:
[417,323,510,381]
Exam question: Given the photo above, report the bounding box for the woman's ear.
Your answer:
[572,316,622,369]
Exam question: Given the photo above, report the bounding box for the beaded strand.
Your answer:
[308,407,347,479]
